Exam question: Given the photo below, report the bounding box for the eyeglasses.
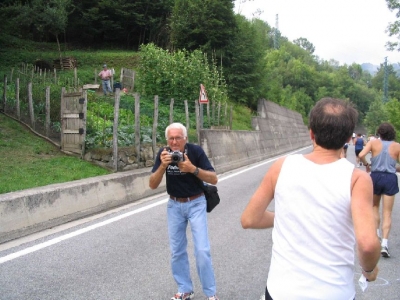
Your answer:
[167,136,185,142]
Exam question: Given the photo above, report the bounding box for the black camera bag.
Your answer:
[195,177,220,213]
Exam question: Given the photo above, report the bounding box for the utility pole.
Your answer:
[274,14,280,50]
[383,57,389,103]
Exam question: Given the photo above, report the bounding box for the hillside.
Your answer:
[0,114,110,194]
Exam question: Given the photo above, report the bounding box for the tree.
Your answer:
[364,99,388,134]
[0,0,72,64]
[66,0,174,48]
[293,37,315,54]
[385,98,400,140]
[34,0,73,64]
[386,0,400,51]
[224,15,269,108]
[371,63,400,100]
[169,0,237,56]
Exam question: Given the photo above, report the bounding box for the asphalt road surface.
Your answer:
[1,145,399,300]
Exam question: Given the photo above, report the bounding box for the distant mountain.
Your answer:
[361,62,400,76]
[361,63,378,75]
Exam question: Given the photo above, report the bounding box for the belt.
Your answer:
[169,192,204,203]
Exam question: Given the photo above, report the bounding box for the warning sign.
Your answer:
[199,84,208,104]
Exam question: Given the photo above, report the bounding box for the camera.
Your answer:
[170,150,184,163]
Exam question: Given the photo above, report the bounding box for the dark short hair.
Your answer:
[309,98,358,149]
[377,122,396,141]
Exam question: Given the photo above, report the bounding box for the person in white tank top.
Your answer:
[241,98,381,300]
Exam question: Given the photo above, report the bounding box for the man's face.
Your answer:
[167,128,186,152]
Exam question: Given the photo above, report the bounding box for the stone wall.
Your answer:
[83,145,156,171]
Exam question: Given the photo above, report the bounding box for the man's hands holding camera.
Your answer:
[160,148,196,173]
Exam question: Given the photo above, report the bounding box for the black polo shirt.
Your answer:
[152,143,215,198]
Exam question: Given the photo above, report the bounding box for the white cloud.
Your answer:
[235,0,400,65]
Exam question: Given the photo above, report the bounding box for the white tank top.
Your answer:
[267,154,356,300]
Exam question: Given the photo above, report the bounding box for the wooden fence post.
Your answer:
[134,93,141,163]
[152,95,159,160]
[195,100,200,144]
[74,67,78,88]
[112,89,121,172]
[2,75,6,112]
[207,102,210,127]
[169,98,174,124]
[120,68,123,85]
[111,68,114,89]
[217,102,221,126]
[16,78,20,120]
[224,102,228,119]
[184,100,189,142]
[60,87,65,148]
[28,82,35,129]
[230,106,233,130]
[45,86,51,137]
[212,101,215,125]
[81,90,88,158]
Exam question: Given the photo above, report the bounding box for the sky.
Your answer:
[235,0,400,66]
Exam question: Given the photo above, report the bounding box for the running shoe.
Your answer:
[171,292,194,300]
[381,246,390,258]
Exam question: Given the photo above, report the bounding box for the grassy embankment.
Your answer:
[0,113,110,194]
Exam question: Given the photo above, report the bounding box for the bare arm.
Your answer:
[358,140,372,162]
[178,154,218,185]
[149,148,169,189]
[241,157,285,229]
[351,169,381,281]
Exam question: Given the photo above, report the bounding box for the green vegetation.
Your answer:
[0,114,110,194]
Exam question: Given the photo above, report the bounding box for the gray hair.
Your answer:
[165,122,187,139]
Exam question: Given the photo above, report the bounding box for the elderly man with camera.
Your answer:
[149,122,219,300]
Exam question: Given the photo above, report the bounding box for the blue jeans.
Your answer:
[101,80,112,95]
[167,195,216,296]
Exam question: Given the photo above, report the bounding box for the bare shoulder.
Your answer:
[351,168,372,189]
[269,156,287,174]
[393,141,400,150]
[274,156,287,167]
[261,156,287,187]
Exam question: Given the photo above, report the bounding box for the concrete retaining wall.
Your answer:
[0,169,166,243]
[201,100,310,174]
[0,100,311,244]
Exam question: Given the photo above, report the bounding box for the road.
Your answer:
[0,145,399,300]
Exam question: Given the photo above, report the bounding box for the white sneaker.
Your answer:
[171,292,194,300]
[381,246,390,258]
